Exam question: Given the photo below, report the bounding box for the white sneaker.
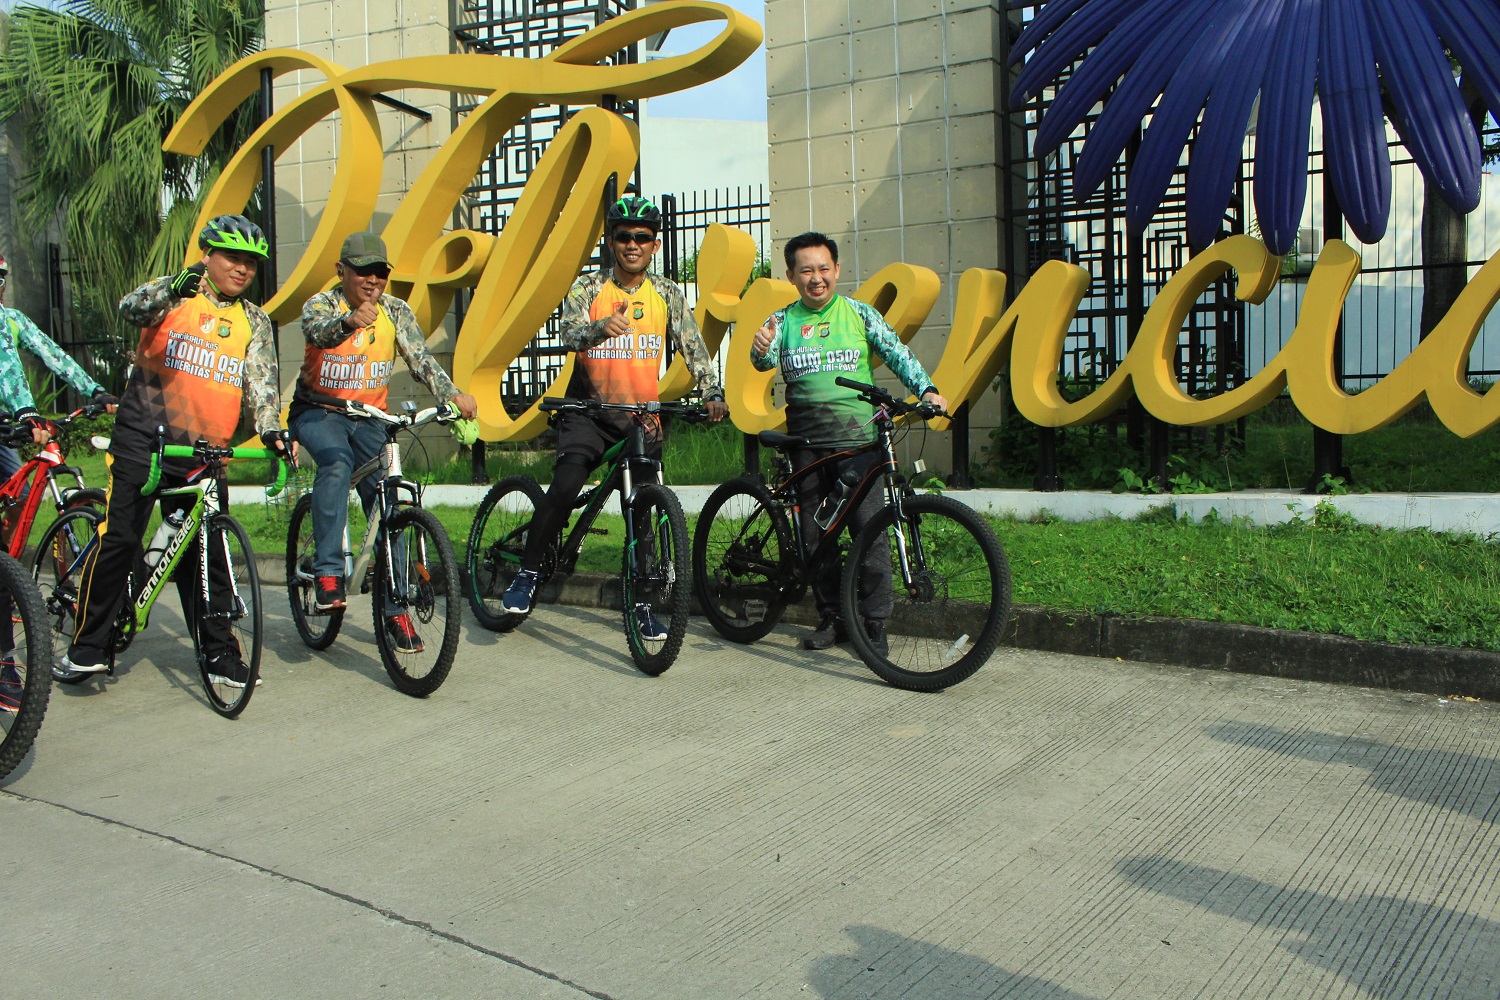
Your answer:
[59,652,109,675]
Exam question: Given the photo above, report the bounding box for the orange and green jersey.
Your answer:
[298,298,400,410]
[111,277,280,467]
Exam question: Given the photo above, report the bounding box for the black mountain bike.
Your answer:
[465,398,705,676]
[691,378,1011,692]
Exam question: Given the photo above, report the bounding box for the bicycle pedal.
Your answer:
[742,599,767,623]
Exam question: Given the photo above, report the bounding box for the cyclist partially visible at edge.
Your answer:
[749,231,947,656]
[292,231,477,652]
[500,195,728,633]
[63,215,293,688]
[0,251,118,712]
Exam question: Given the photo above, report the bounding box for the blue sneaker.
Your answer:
[633,604,668,642]
[0,661,22,713]
[502,568,540,614]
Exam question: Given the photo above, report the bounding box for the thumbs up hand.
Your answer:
[604,298,632,338]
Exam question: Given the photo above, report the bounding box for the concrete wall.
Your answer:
[262,0,460,410]
[765,0,1020,469]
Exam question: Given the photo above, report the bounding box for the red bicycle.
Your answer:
[0,403,111,559]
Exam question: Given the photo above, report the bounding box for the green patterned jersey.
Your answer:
[750,294,936,448]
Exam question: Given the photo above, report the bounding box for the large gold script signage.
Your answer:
[168,0,1500,442]
[166,0,760,440]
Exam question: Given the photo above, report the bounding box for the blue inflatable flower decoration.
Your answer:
[1011,0,1500,254]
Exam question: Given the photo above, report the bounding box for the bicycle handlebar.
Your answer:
[305,393,461,430]
[143,437,290,497]
[0,402,115,447]
[538,397,712,422]
[833,377,947,420]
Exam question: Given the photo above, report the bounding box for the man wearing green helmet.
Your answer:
[498,194,727,633]
[62,214,293,689]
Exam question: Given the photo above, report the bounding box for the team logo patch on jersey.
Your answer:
[632,303,644,320]
[801,324,815,340]
[216,320,233,339]
[199,315,217,336]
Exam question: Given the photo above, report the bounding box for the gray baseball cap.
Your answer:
[340,232,389,267]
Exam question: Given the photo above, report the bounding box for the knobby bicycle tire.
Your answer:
[373,506,461,697]
[194,515,262,718]
[843,494,1011,692]
[621,483,690,676]
[691,477,797,644]
[33,506,102,686]
[465,475,547,632]
[0,551,52,781]
[286,493,345,649]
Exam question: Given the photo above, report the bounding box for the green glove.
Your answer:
[170,262,208,298]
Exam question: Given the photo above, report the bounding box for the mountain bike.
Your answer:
[0,550,49,782]
[691,377,1011,692]
[464,398,705,676]
[0,404,112,558]
[285,399,463,698]
[39,434,289,718]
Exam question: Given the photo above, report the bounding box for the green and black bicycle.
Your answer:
[464,397,706,676]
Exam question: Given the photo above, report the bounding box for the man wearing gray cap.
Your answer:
[292,232,477,647]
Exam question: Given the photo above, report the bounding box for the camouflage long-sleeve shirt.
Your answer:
[0,303,103,414]
[298,287,458,404]
[559,269,722,399]
[110,277,281,468]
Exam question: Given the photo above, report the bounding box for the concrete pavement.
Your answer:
[5,599,1499,998]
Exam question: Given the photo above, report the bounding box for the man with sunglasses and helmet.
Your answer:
[499,195,727,634]
[0,253,118,712]
[291,231,477,652]
[63,215,292,688]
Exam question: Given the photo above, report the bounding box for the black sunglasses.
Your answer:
[343,261,392,279]
[612,231,657,246]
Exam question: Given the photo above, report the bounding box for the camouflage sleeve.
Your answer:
[300,288,356,348]
[749,307,787,372]
[242,306,284,436]
[0,314,36,413]
[118,276,177,328]
[386,297,459,401]
[659,278,722,398]
[557,272,614,352]
[856,300,937,397]
[14,308,102,397]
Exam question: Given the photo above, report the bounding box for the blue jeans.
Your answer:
[291,407,388,579]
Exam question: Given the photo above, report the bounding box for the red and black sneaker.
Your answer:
[314,576,346,613]
[384,613,424,653]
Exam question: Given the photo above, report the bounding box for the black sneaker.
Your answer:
[206,652,260,689]
[632,604,668,642]
[385,613,424,653]
[803,613,849,650]
[864,619,889,659]
[314,575,346,612]
[0,660,22,713]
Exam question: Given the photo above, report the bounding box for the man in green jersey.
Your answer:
[750,231,947,653]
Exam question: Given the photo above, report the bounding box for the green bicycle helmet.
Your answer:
[198,215,270,259]
[606,195,662,233]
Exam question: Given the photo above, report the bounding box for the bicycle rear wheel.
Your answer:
[621,483,689,676]
[465,475,547,632]
[286,493,344,649]
[691,477,797,644]
[32,506,102,685]
[193,515,263,718]
[373,506,461,697]
[0,551,52,781]
[843,494,1011,692]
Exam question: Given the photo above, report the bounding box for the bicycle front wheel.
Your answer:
[193,515,263,718]
[0,551,52,781]
[286,493,344,649]
[843,494,1011,692]
[465,474,546,632]
[622,483,690,676]
[32,506,102,685]
[691,477,796,644]
[373,506,461,697]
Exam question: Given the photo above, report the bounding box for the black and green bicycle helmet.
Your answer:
[606,195,662,233]
[198,215,270,259]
